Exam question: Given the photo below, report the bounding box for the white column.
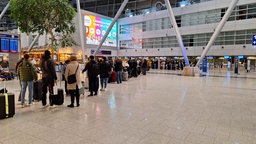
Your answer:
[94,0,129,56]
[196,0,239,67]
[28,34,40,52]
[0,2,9,20]
[164,0,190,67]
[77,0,86,63]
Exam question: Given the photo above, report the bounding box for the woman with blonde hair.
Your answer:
[65,55,82,107]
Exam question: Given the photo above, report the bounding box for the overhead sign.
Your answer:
[253,35,256,46]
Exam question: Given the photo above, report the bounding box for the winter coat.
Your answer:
[65,61,82,90]
[114,59,123,71]
[82,60,97,78]
[17,59,38,81]
[40,58,57,83]
[99,61,111,78]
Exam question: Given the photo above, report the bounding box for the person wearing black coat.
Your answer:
[141,59,148,75]
[40,50,57,107]
[82,55,99,96]
[114,57,123,84]
[99,57,111,91]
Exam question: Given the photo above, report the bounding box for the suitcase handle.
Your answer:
[4,93,9,117]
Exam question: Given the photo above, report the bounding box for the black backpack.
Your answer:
[92,63,100,77]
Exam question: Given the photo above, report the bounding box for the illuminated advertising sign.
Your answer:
[84,14,117,47]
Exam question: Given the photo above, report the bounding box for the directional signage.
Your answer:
[253,34,256,46]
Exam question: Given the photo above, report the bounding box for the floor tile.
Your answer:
[1,70,256,144]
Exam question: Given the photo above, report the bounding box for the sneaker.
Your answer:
[28,102,33,106]
[100,88,104,91]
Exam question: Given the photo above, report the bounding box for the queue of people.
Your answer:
[14,51,150,109]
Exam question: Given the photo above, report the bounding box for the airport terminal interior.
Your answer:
[1,0,256,144]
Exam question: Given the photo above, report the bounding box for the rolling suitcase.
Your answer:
[50,88,64,105]
[111,71,116,82]
[33,80,42,101]
[0,93,15,120]
[122,71,128,81]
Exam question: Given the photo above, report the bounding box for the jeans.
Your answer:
[21,81,34,105]
[116,71,122,84]
[100,77,109,89]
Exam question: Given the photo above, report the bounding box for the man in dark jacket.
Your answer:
[40,50,57,107]
[82,55,99,96]
[99,57,111,91]
[17,54,38,107]
[114,57,123,84]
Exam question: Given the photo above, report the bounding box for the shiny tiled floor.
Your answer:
[1,70,256,144]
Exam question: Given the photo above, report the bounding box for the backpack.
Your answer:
[92,63,100,77]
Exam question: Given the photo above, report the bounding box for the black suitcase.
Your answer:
[50,89,64,105]
[0,93,15,120]
[33,80,42,101]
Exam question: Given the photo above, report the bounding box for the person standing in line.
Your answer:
[17,54,38,107]
[114,57,123,84]
[40,50,57,107]
[62,60,70,95]
[15,57,24,102]
[99,57,111,91]
[82,55,99,96]
[141,59,148,75]
[65,56,82,107]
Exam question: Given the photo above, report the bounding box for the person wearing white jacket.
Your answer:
[65,56,82,108]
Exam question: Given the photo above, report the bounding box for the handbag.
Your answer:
[67,64,79,84]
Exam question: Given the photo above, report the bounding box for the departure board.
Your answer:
[10,39,18,52]
[0,34,19,53]
[0,38,9,52]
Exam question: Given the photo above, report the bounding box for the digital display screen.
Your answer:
[84,14,117,47]
[10,39,18,53]
[0,34,19,53]
[0,38,9,52]
[91,50,112,55]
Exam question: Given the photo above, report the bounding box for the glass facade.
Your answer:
[69,0,212,18]
[119,3,256,49]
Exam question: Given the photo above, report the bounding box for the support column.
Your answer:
[0,2,9,20]
[28,34,40,52]
[164,0,189,67]
[196,0,239,67]
[93,0,129,56]
[77,0,86,63]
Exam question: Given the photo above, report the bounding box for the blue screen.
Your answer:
[0,38,9,52]
[10,39,18,52]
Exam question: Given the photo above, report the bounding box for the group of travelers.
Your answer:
[15,50,149,109]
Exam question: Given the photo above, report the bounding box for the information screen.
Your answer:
[0,38,9,52]
[10,39,18,52]
[0,34,19,53]
[84,14,117,47]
